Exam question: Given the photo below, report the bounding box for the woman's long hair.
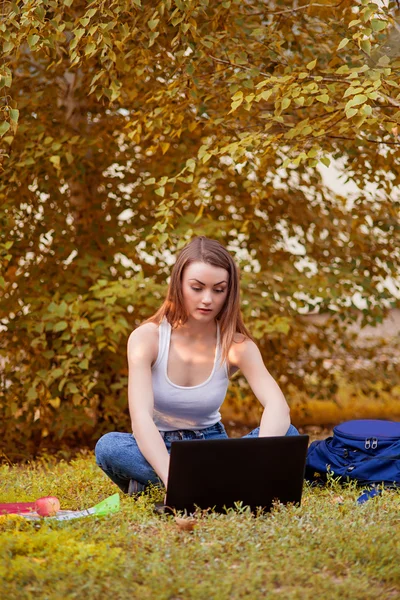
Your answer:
[141,236,255,369]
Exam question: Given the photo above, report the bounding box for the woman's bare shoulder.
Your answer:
[127,322,159,365]
[228,332,252,372]
[232,332,247,344]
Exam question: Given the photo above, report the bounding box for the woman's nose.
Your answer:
[201,291,212,304]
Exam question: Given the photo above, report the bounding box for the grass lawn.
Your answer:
[1,452,399,600]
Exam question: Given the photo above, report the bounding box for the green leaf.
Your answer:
[346,107,358,118]
[320,157,331,167]
[53,321,68,332]
[147,18,159,31]
[27,34,40,49]
[85,42,96,55]
[74,28,85,40]
[27,387,37,401]
[346,94,367,110]
[3,40,14,53]
[0,73,12,89]
[371,19,387,32]
[155,186,165,197]
[281,98,291,110]
[306,59,317,70]
[9,109,19,124]
[52,368,64,380]
[377,55,390,67]
[78,359,89,370]
[316,94,329,104]
[0,121,10,137]
[158,233,169,245]
[343,86,364,98]
[337,38,350,51]
[360,39,371,56]
[186,158,196,172]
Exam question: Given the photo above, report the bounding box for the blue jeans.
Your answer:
[95,421,299,494]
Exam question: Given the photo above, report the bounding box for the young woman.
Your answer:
[95,236,299,495]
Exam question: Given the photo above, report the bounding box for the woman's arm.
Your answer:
[231,338,291,436]
[127,326,170,486]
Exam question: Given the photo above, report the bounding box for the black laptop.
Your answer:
[163,435,309,514]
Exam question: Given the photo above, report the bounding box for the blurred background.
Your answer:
[1,0,399,460]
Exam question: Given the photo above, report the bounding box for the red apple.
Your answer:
[34,496,61,517]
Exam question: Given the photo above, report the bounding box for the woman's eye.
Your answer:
[191,288,225,293]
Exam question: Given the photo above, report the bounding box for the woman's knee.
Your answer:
[286,424,300,436]
[95,432,121,467]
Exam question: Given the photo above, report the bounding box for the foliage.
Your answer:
[0,456,400,599]
[1,0,400,455]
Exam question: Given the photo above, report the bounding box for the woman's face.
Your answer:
[181,261,229,321]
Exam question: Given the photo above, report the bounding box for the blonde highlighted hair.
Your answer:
[141,236,255,368]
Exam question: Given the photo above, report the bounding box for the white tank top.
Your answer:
[151,317,229,431]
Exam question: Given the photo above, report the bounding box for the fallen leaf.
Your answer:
[332,496,344,504]
[174,516,197,532]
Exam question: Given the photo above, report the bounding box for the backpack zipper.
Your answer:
[364,438,378,450]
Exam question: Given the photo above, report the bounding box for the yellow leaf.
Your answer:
[259,89,272,101]
[231,90,243,101]
[50,155,60,168]
[230,98,243,113]
[49,397,61,409]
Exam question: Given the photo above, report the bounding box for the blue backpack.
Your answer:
[305,419,400,487]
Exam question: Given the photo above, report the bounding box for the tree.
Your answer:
[1,0,399,458]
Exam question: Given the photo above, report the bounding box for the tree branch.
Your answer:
[240,0,346,17]
[328,135,400,145]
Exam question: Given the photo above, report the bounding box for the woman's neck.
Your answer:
[175,316,217,341]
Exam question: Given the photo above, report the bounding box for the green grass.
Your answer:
[1,453,399,600]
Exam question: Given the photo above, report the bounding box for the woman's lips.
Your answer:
[198,308,212,312]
